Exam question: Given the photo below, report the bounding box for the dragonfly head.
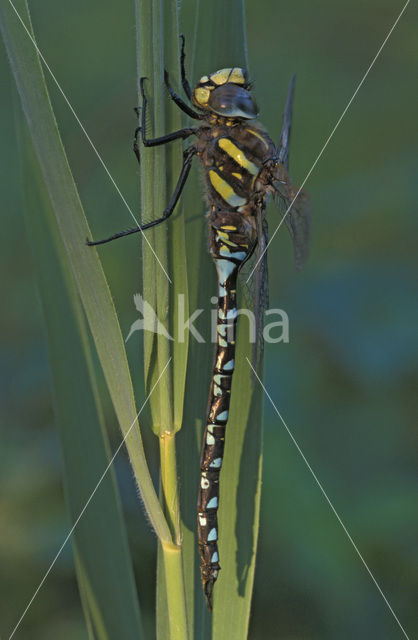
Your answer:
[192,67,258,120]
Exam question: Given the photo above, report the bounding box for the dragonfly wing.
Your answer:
[238,206,269,371]
[273,181,311,270]
[274,73,311,269]
[288,189,311,269]
[277,73,295,171]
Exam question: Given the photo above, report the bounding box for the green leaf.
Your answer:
[136,1,190,638]
[15,101,143,638]
[0,0,170,544]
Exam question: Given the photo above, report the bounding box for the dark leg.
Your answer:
[140,78,198,147]
[86,147,196,246]
[164,70,203,120]
[133,126,141,165]
[180,34,192,99]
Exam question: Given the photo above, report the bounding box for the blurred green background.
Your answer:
[1,1,417,638]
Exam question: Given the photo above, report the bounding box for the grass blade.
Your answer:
[15,107,143,637]
[136,1,190,638]
[0,0,170,544]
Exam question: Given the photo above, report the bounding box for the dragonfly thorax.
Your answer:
[192,67,258,120]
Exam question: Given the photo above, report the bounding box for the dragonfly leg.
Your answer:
[86,147,196,246]
[140,77,198,147]
[164,70,203,120]
[180,34,192,99]
[133,126,141,165]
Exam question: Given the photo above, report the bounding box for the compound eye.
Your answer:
[208,85,258,119]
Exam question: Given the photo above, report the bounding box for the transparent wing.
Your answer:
[273,179,311,270]
[277,73,295,171]
[274,73,311,269]
[238,206,269,372]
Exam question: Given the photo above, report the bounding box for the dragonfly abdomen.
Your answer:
[197,221,253,609]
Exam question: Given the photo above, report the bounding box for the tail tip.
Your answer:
[204,580,214,612]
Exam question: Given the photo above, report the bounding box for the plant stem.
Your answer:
[160,433,189,639]
[135,0,189,636]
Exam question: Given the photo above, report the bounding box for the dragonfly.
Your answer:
[87,36,310,611]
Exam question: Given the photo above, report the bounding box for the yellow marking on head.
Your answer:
[232,172,242,180]
[210,67,246,86]
[218,138,259,175]
[199,75,209,83]
[246,128,270,150]
[194,87,210,106]
[209,170,247,208]
[229,68,246,84]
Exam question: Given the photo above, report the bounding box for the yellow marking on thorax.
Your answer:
[221,225,237,231]
[209,170,247,207]
[217,138,259,175]
[216,230,237,247]
[246,127,270,150]
[219,244,232,256]
[232,172,242,180]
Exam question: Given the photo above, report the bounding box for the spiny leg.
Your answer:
[86,147,196,246]
[180,34,192,99]
[140,77,198,147]
[133,125,141,165]
[164,70,203,120]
